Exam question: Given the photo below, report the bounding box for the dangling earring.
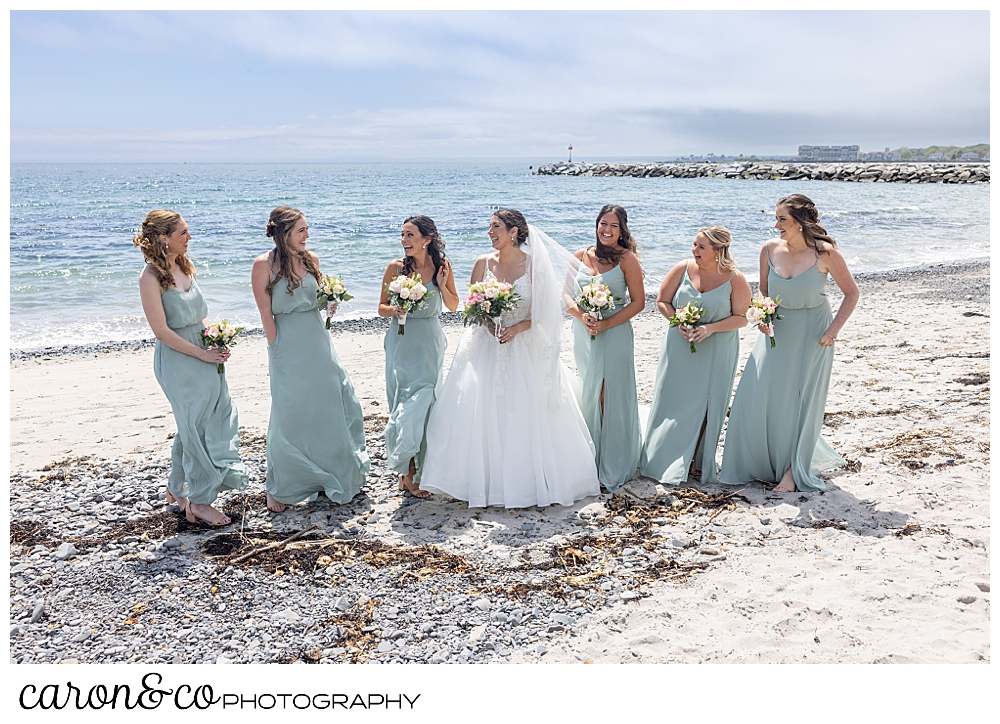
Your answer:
[715,255,719,262]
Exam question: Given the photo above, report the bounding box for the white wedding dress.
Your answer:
[420,229,600,508]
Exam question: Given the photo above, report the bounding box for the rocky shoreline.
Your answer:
[11,260,988,362]
[9,262,990,665]
[535,161,990,184]
[8,427,732,665]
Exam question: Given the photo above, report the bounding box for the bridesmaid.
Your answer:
[721,194,859,493]
[640,227,751,484]
[568,204,644,491]
[134,210,247,525]
[251,206,370,512]
[378,216,459,498]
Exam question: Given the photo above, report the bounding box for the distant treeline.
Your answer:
[889,144,989,161]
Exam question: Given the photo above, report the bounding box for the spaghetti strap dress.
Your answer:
[640,266,739,484]
[153,279,247,505]
[265,273,370,505]
[572,263,641,490]
[383,270,447,483]
[720,247,846,491]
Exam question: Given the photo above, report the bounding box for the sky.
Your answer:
[9,10,990,163]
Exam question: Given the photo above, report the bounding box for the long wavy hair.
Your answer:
[133,210,196,291]
[777,194,837,255]
[264,206,321,296]
[697,226,739,272]
[494,209,529,247]
[401,215,447,286]
[594,204,637,265]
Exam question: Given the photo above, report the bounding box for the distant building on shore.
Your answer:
[863,147,903,162]
[798,145,861,162]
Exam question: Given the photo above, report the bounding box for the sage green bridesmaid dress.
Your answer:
[383,278,446,483]
[720,248,846,491]
[266,274,370,505]
[572,263,641,490]
[153,279,247,505]
[640,265,739,484]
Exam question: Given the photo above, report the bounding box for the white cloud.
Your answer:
[10,10,989,161]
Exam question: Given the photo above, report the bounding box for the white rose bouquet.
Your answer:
[200,317,245,373]
[461,278,520,338]
[668,301,707,353]
[317,275,354,330]
[385,273,435,335]
[745,293,782,348]
[575,279,622,340]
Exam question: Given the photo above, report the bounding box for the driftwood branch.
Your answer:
[228,526,315,565]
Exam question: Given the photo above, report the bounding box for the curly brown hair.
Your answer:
[777,194,837,255]
[594,204,637,265]
[132,210,196,291]
[401,215,447,284]
[264,206,321,296]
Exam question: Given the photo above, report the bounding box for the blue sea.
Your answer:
[9,162,990,351]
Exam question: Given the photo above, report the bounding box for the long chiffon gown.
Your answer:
[265,274,370,505]
[153,279,247,504]
[421,263,600,508]
[383,278,447,484]
[720,249,846,491]
[572,264,641,490]
[639,266,739,484]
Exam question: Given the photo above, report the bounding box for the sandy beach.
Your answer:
[9,261,990,665]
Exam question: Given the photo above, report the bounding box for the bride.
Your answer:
[420,209,600,508]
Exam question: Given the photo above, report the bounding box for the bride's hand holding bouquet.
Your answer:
[461,277,520,341]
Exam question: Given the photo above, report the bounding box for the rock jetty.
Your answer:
[534,161,989,184]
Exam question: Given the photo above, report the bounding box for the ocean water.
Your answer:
[9,162,990,350]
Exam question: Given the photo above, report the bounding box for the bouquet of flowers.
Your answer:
[669,301,706,353]
[317,275,354,330]
[745,293,782,348]
[385,273,435,335]
[461,277,521,338]
[575,279,622,340]
[200,317,245,373]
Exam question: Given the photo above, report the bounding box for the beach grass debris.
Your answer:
[305,599,380,664]
[861,428,979,468]
[954,372,989,386]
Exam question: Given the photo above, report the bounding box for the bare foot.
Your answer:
[265,492,286,513]
[185,503,231,526]
[774,468,796,493]
[398,475,431,499]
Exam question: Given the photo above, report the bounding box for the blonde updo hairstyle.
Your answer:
[133,210,196,291]
[264,206,321,296]
[697,225,738,272]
